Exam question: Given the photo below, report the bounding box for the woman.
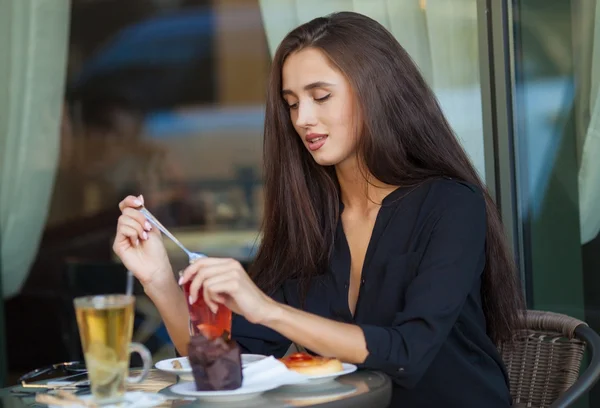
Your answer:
[114,12,524,407]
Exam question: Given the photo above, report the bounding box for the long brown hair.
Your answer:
[250,11,524,344]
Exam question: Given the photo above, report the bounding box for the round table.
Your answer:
[2,369,392,408]
[159,370,392,407]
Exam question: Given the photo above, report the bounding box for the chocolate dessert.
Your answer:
[187,334,243,391]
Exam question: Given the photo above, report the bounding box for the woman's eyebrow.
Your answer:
[282,81,335,96]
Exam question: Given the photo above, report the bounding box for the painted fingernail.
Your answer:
[134,199,142,207]
[189,295,195,304]
[143,232,148,240]
[145,221,152,231]
[138,195,145,204]
[178,276,184,285]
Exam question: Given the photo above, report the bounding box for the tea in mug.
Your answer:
[75,295,134,402]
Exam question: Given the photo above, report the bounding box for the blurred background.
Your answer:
[0,0,599,406]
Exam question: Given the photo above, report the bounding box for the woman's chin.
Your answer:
[309,149,356,168]
[311,153,339,167]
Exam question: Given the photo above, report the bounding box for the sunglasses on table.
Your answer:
[18,361,88,389]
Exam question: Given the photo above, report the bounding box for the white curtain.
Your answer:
[0,0,70,298]
[576,0,600,244]
[258,0,486,179]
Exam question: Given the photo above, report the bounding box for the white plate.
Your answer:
[241,354,268,366]
[155,354,266,382]
[168,356,310,402]
[295,363,358,385]
[169,380,279,403]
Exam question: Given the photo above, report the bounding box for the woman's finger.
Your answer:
[180,258,232,285]
[114,224,140,248]
[187,263,232,303]
[118,215,148,241]
[203,271,238,302]
[202,272,241,313]
[122,207,153,233]
[119,195,144,211]
[202,285,218,314]
[203,271,238,289]
[202,280,239,313]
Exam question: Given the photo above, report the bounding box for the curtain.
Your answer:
[576,0,600,244]
[0,0,70,298]
[258,0,486,178]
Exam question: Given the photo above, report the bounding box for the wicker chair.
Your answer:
[498,310,600,408]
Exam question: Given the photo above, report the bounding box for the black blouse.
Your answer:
[232,179,512,407]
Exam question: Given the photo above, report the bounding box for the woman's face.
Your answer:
[282,47,358,167]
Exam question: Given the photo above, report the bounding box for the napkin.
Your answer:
[242,356,309,387]
[46,391,172,408]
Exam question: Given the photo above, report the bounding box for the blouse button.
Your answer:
[344,282,348,289]
[361,278,365,285]
[398,367,405,372]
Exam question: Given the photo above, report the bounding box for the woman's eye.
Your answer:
[315,94,331,103]
[288,102,299,110]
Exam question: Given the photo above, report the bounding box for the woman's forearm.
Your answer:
[143,274,190,356]
[262,301,369,363]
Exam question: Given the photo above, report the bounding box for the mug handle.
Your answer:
[126,342,152,384]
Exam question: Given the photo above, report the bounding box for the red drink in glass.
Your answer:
[182,280,232,340]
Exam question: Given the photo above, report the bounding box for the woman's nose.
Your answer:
[295,101,317,128]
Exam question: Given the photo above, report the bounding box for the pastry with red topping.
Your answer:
[279,352,343,375]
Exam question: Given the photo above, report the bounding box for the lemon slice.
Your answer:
[85,343,121,386]
[87,342,118,362]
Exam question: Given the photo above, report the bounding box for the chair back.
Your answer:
[499,310,597,408]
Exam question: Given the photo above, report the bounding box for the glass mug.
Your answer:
[179,271,232,340]
[74,295,151,402]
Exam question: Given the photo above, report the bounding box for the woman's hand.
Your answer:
[179,258,279,324]
[113,195,172,290]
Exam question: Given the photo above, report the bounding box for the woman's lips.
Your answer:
[306,134,328,151]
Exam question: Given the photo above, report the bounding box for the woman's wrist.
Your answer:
[142,267,179,301]
[257,296,285,326]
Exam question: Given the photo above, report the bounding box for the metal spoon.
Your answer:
[138,206,205,264]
